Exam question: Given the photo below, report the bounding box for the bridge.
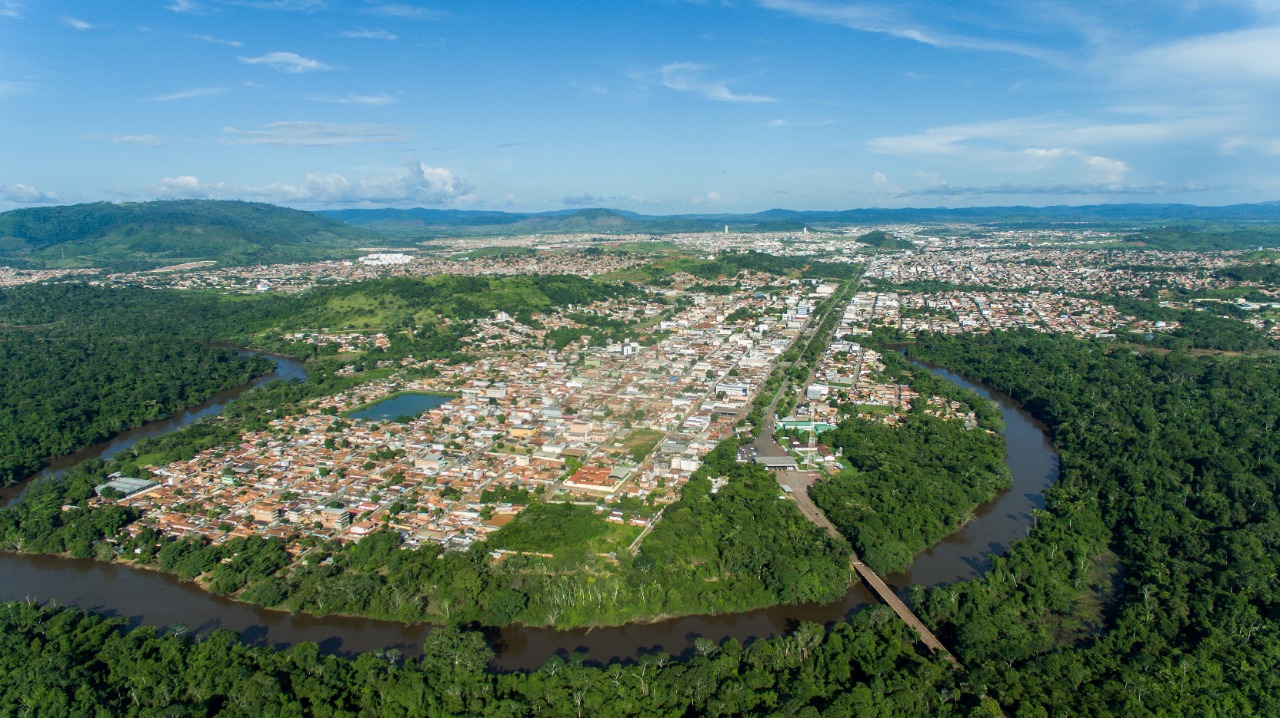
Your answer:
[770,465,960,666]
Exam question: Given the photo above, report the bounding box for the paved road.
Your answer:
[748,276,963,667]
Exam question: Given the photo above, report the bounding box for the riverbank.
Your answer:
[0,351,306,508]
[0,360,1057,668]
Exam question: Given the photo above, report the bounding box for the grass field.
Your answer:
[487,503,644,555]
[622,428,665,463]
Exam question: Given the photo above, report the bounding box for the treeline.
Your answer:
[0,335,271,487]
[809,348,1009,573]
[1092,293,1274,351]
[1126,224,1280,251]
[0,600,988,717]
[813,411,1010,574]
[0,284,301,488]
[680,250,809,279]
[1218,262,1280,284]
[1,437,852,629]
[903,330,1280,715]
[0,283,293,341]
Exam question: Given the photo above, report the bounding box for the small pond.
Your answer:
[346,392,454,422]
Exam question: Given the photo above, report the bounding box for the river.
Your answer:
[0,351,308,508]
[0,359,1058,671]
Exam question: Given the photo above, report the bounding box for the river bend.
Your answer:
[0,359,1058,670]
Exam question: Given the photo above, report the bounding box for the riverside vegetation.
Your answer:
[903,330,1280,715]
[0,270,857,629]
[0,264,1017,633]
[9,248,1280,712]
[811,351,1011,574]
[11,328,1280,714]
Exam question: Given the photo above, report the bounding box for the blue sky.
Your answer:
[3,1,1280,213]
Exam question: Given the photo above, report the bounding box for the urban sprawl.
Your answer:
[28,224,1276,560]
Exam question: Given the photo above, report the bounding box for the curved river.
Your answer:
[0,359,1058,671]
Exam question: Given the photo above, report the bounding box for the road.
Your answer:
[764,447,961,665]
[749,274,963,666]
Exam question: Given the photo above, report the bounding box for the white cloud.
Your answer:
[221,121,412,146]
[868,114,1230,157]
[365,3,446,20]
[896,180,1204,198]
[219,0,325,10]
[0,183,59,204]
[154,157,474,207]
[82,134,167,146]
[158,175,202,193]
[304,92,398,105]
[1129,26,1280,85]
[690,190,729,204]
[651,63,775,103]
[1221,135,1280,155]
[0,80,36,99]
[166,0,207,13]
[1,2,23,19]
[757,0,1062,63]
[561,193,648,206]
[239,51,334,73]
[766,118,835,127]
[340,28,397,40]
[153,86,227,101]
[1021,147,1129,184]
[1084,154,1130,184]
[192,33,241,47]
[62,16,92,30]
[866,116,1143,195]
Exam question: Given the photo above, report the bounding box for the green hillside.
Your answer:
[280,274,639,332]
[856,229,915,249]
[0,200,395,270]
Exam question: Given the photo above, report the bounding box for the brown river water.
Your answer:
[0,356,1057,670]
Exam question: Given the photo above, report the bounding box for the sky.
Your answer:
[3,1,1280,213]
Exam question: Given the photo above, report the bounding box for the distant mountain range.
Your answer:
[323,201,1280,236]
[4,199,1280,271]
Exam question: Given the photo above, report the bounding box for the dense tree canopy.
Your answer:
[0,601,977,717]
[905,330,1280,715]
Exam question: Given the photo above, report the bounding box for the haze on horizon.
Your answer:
[3,0,1280,214]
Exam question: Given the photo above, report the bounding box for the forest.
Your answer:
[4,314,1280,713]
[0,600,984,717]
[0,334,271,488]
[902,330,1280,715]
[808,349,1010,573]
[812,413,1009,575]
[0,283,289,488]
[8,254,1280,713]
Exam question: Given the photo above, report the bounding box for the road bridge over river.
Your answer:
[746,272,962,667]
[756,436,961,666]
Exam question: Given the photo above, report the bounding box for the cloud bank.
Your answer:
[154,157,474,206]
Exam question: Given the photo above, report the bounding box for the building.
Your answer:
[94,476,159,499]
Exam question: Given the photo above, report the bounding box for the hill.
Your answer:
[320,207,712,237]
[856,229,915,249]
[280,273,639,332]
[0,200,395,271]
[323,201,1280,241]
